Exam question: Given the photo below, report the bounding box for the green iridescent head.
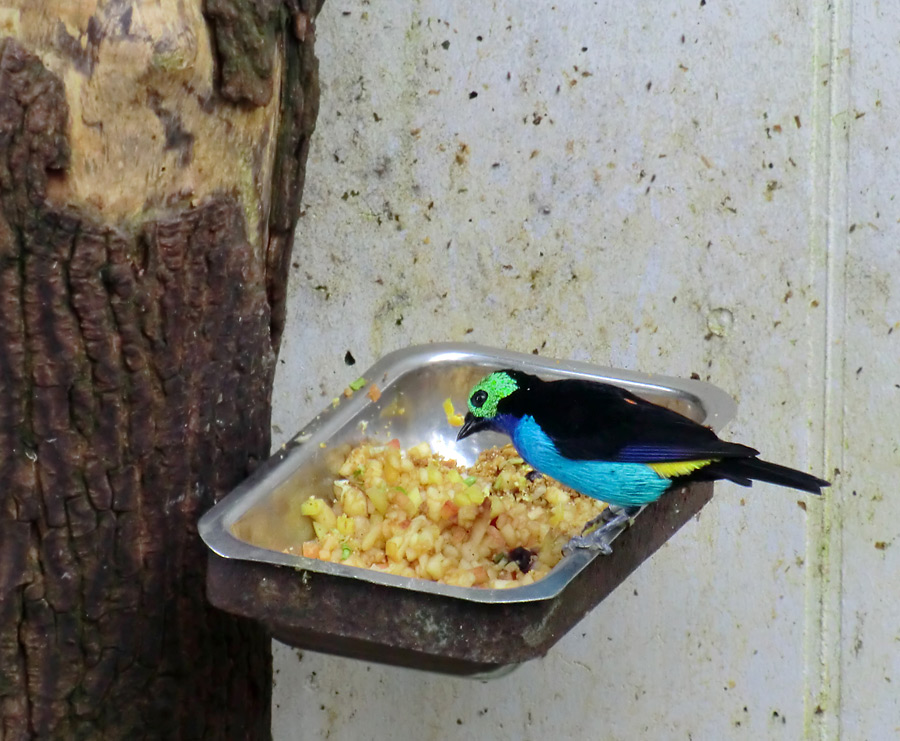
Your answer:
[466,370,520,419]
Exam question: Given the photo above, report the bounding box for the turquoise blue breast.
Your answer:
[511,416,670,507]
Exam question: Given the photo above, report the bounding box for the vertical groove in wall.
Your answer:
[805,0,852,738]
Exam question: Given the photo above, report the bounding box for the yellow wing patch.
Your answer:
[648,459,715,479]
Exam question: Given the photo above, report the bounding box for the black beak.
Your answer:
[456,412,491,441]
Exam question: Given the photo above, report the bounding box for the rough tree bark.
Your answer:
[0,1,321,738]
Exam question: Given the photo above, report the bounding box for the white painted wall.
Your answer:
[269,1,899,738]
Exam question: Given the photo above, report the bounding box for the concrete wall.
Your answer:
[269,1,898,738]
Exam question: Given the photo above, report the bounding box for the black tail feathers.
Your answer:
[699,457,829,494]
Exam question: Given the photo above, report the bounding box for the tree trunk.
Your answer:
[0,2,320,738]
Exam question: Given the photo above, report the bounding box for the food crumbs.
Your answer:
[293,441,607,588]
[367,384,382,402]
[349,377,366,391]
[443,398,465,427]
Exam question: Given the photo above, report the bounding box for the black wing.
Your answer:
[509,377,757,463]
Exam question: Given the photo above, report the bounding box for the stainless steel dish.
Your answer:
[199,343,735,604]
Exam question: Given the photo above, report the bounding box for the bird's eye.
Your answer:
[471,390,488,408]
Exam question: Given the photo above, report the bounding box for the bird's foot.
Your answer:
[563,529,616,556]
[563,506,641,557]
[580,504,630,533]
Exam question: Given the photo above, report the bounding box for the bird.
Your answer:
[456,369,829,554]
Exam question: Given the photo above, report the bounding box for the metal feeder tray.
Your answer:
[201,343,734,677]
